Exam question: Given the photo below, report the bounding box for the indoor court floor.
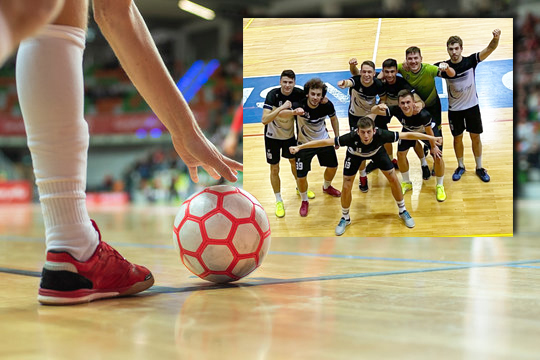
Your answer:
[243,18,513,237]
[0,204,539,359]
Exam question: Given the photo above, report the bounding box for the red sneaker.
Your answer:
[299,201,309,217]
[38,220,154,305]
[359,176,369,193]
[323,185,341,197]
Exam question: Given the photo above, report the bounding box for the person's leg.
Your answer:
[0,0,64,65]
[434,155,446,202]
[270,163,281,197]
[17,0,153,304]
[335,175,354,236]
[382,169,415,228]
[397,148,413,194]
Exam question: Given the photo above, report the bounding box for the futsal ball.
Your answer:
[173,185,271,283]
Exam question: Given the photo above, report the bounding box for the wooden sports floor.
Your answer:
[243,18,513,237]
[1,204,539,359]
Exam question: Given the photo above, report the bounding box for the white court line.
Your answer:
[372,18,382,64]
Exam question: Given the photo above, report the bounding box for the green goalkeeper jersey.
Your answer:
[398,63,440,107]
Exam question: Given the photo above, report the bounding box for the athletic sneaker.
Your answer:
[436,184,447,202]
[359,176,369,193]
[335,217,351,236]
[392,158,399,170]
[421,165,431,180]
[452,166,465,181]
[323,185,341,197]
[297,188,315,199]
[475,168,490,182]
[299,201,309,217]
[38,220,154,305]
[275,201,285,218]
[366,161,378,174]
[401,181,413,194]
[399,210,415,228]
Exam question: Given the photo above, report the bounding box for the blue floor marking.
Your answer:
[243,59,513,124]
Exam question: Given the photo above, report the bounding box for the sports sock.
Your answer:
[458,157,464,168]
[402,171,410,183]
[341,207,350,221]
[360,169,367,177]
[16,25,98,262]
[275,192,283,202]
[396,199,406,213]
[300,191,308,202]
[420,156,427,167]
[475,156,482,169]
[323,180,331,189]
[437,176,444,186]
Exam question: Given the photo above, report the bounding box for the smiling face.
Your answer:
[398,94,414,116]
[280,76,295,96]
[360,64,375,85]
[307,87,323,108]
[447,42,463,63]
[383,66,397,84]
[406,51,422,73]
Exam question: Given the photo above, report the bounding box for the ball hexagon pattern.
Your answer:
[173,185,271,283]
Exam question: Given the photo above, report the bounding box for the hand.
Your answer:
[434,137,443,146]
[413,103,422,114]
[378,103,388,112]
[349,58,358,66]
[337,80,346,89]
[293,107,305,116]
[321,96,329,104]
[171,132,242,183]
[430,145,442,159]
[402,61,410,72]
[222,132,238,157]
[282,100,292,109]
[493,29,501,39]
[289,146,300,154]
[438,62,449,72]
[334,144,340,150]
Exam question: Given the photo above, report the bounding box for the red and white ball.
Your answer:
[173,185,271,283]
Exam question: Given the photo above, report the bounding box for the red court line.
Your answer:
[243,119,513,137]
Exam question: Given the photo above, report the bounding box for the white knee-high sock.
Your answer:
[16,24,98,262]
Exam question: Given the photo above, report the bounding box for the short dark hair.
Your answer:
[304,78,325,93]
[405,46,422,57]
[382,58,398,69]
[361,60,376,71]
[281,70,295,80]
[446,36,463,48]
[357,116,375,129]
[397,89,414,101]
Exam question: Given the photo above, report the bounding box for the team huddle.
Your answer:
[261,30,501,236]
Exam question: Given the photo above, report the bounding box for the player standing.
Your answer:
[436,29,501,182]
[262,70,315,218]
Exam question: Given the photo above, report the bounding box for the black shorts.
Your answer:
[348,113,361,131]
[448,105,483,136]
[264,136,296,165]
[295,146,338,178]
[343,147,394,176]
[375,115,391,130]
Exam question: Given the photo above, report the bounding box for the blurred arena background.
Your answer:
[0,1,243,207]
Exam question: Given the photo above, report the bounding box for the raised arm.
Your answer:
[289,138,335,154]
[399,131,442,145]
[329,114,340,145]
[349,58,360,76]
[438,62,455,78]
[92,0,241,182]
[479,29,501,61]
[262,100,292,125]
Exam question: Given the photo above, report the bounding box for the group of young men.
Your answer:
[261,30,501,236]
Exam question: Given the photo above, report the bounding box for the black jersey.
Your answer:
[436,53,481,111]
[263,87,305,140]
[294,98,336,145]
[335,128,399,157]
[386,106,432,133]
[382,76,414,106]
[348,76,386,117]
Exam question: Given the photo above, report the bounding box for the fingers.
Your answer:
[203,164,222,180]
[188,166,199,183]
